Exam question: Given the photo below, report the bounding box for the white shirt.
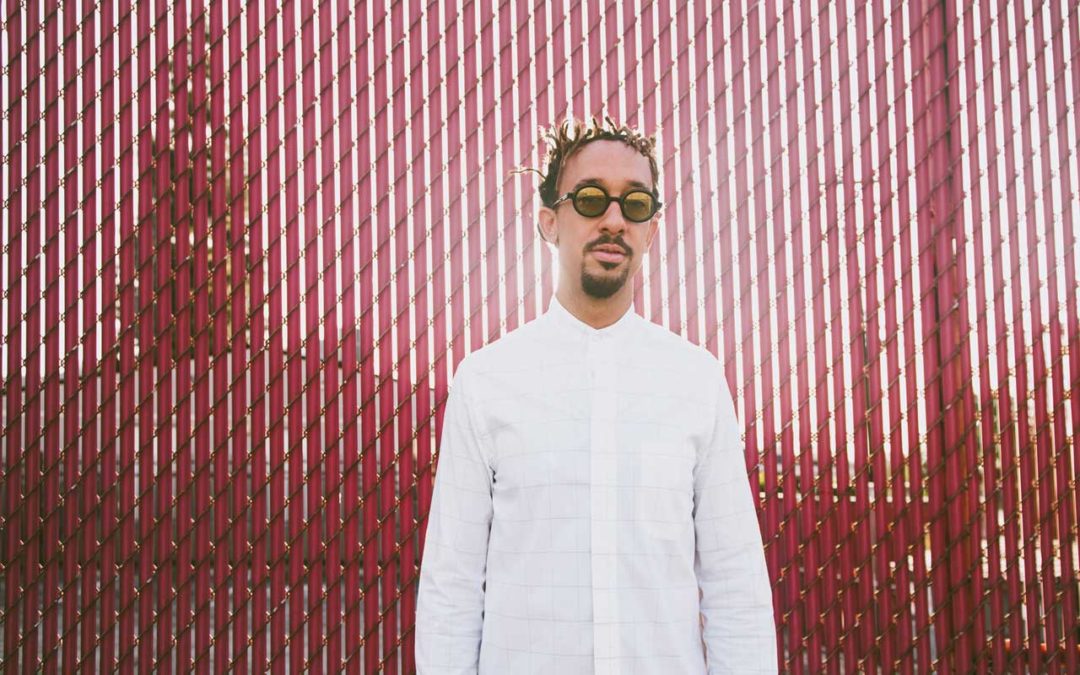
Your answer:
[416,295,777,674]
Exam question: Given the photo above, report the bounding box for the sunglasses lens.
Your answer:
[623,191,655,221]
[573,186,609,217]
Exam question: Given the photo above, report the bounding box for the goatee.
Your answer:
[581,262,630,299]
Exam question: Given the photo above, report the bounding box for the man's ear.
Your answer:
[538,207,558,245]
[644,215,660,251]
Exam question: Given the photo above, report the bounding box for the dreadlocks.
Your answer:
[512,116,659,242]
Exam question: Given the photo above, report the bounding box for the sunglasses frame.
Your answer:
[551,184,662,223]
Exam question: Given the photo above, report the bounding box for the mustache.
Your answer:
[586,237,632,256]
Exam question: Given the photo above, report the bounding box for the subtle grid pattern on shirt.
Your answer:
[416,296,778,674]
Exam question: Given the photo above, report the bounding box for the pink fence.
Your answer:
[2,0,1078,672]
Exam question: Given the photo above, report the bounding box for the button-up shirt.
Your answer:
[416,296,777,674]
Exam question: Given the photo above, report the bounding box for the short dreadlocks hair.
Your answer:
[532,116,660,208]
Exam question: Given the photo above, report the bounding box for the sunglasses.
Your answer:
[552,185,662,223]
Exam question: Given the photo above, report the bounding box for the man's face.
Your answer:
[538,140,660,300]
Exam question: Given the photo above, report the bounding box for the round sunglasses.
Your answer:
[552,185,662,223]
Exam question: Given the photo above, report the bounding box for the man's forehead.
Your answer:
[559,140,653,190]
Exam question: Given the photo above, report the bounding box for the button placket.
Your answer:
[588,331,619,669]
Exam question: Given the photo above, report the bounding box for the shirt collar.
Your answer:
[544,294,640,340]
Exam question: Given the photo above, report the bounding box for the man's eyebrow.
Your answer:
[570,178,652,190]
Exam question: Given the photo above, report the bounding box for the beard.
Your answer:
[581,259,631,298]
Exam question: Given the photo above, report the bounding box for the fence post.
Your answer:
[912,0,980,670]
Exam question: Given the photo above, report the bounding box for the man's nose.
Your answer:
[598,199,628,231]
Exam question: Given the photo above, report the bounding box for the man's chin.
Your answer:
[581,267,630,299]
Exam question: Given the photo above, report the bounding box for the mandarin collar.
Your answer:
[544,294,639,340]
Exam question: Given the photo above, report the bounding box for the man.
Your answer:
[416,117,778,674]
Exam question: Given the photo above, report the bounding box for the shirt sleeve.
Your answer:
[693,371,778,674]
[416,361,495,674]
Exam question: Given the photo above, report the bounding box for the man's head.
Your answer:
[534,117,661,303]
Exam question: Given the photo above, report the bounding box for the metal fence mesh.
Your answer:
[1,0,1078,672]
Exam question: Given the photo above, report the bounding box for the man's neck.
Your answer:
[554,286,634,330]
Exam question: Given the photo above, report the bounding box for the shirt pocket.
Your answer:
[635,446,694,541]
